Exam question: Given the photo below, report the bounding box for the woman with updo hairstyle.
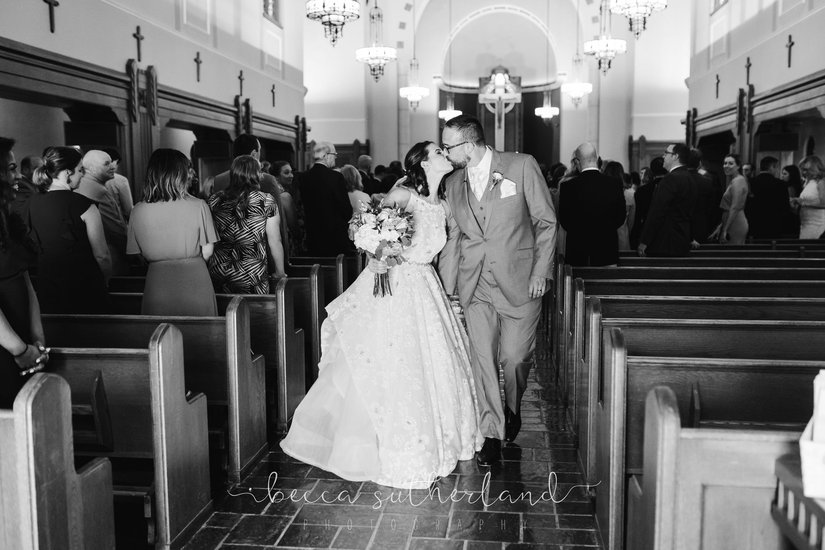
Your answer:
[791,155,825,239]
[26,146,111,313]
[280,140,482,490]
[710,153,749,244]
[207,155,285,294]
[127,149,218,315]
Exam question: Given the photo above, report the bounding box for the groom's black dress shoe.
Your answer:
[505,407,522,442]
[476,438,501,467]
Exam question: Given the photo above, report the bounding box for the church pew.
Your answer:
[617,255,825,268]
[592,321,825,550]
[47,325,212,549]
[563,278,825,431]
[274,269,326,388]
[43,297,266,484]
[289,253,364,294]
[109,281,307,436]
[0,374,115,550]
[287,256,344,304]
[624,386,799,550]
[620,249,825,258]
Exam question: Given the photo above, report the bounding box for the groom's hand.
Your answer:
[529,276,548,299]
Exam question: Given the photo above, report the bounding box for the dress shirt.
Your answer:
[468,147,493,201]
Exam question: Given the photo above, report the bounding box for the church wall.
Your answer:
[688,0,825,118]
[0,0,305,135]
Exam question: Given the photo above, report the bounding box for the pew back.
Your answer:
[0,374,115,550]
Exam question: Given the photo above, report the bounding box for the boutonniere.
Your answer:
[490,171,504,190]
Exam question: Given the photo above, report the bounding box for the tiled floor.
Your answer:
[184,322,603,550]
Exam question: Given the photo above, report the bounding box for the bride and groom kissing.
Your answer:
[281,114,557,490]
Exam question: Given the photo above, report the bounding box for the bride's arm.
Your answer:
[381,186,412,210]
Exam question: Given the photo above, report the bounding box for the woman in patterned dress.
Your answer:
[208,156,286,294]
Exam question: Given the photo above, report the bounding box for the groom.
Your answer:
[438,115,557,466]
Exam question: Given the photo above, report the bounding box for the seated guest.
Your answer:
[340,164,371,212]
[77,150,130,275]
[0,143,47,407]
[208,156,285,294]
[26,146,111,313]
[127,149,218,315]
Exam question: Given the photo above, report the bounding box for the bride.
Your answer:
[280,141,483,489]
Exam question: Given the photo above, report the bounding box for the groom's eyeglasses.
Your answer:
[441,141,469,153]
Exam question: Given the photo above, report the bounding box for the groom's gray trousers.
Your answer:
[465,269,541,440]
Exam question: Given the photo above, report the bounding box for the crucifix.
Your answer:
[238,70,245,96]
[745,57,752,85]
[785,35,795,68]
[194,52,202,82]
[43,0,59,33]
[271,84,276,107]
[133,26,145,62]
[715,74,720,99]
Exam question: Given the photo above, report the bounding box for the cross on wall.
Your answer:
[43,0,59,33]
[194,52,203,82]
[133,26,145,62]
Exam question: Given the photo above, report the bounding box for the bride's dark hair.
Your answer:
[402,141,446,199]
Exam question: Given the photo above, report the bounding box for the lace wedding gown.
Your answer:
[280,193,483,489]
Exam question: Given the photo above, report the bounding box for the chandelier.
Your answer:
[610,0,667,39]
[399,0,429,110]
[534,92,559,120]
[355,0,397,81]
[438,93,461,121]
[584,0,627,74]
[400,59,430,110]
[561,55,593,106]
[438,0,461,121]
[305,1,360,46]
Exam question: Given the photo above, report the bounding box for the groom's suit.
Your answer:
[439,148,557,439]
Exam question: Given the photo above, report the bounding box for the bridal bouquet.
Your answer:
[348,200,414,297]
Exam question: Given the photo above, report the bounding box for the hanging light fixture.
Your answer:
[305,0,360,46]
[438,0,462,121]
[355,0,397,82]
[584,0,627,74]
[610,0,666,39]
[399,0,429,110]
[535,0,558,120]
[561,0,593,106]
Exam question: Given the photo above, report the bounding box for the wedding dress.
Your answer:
[280,193,483,489]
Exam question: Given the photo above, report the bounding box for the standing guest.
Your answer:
[791,155,825,239]
[12,155,42,217]
[102,147,134,220]
[747,156,789,239]
[127,149,218,315]
[208,156,285,294]
[340,164,371,212]
[560,144,626,267]
[300,141,353,256]
[357,154,379,196]
[77,150,130,275]
[602,160,634,251]
[212,134,278,196]
[710,154,750,244]
[638,144,700,256]
[439,115,557,465]
[630,157,666,249]
[742,163,754,181]
[270,160,301,256]
[0,154,47,408]
[26,147,111,313]
[783,164,803,198]
[687,148,716,245]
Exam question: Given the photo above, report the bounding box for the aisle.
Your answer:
[184,323,603,549]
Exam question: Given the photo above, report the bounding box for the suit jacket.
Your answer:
[746,172,790,238]
[558,169,626,267]
[299,163,354,256]
[629,176,661,249]
[640,166,699,257]
[690,170,716,243]
[438,149,557,308]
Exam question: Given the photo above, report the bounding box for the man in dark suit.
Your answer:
[212,133,279,196]
[638,143,700,257]
[357,154,380,196]
[629,157,666,249]
[559,142,626,267]
[746,155,790,239]
[300,141,354,256]
[687,148,717,245]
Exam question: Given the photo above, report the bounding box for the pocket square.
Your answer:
[500,179,517,198]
